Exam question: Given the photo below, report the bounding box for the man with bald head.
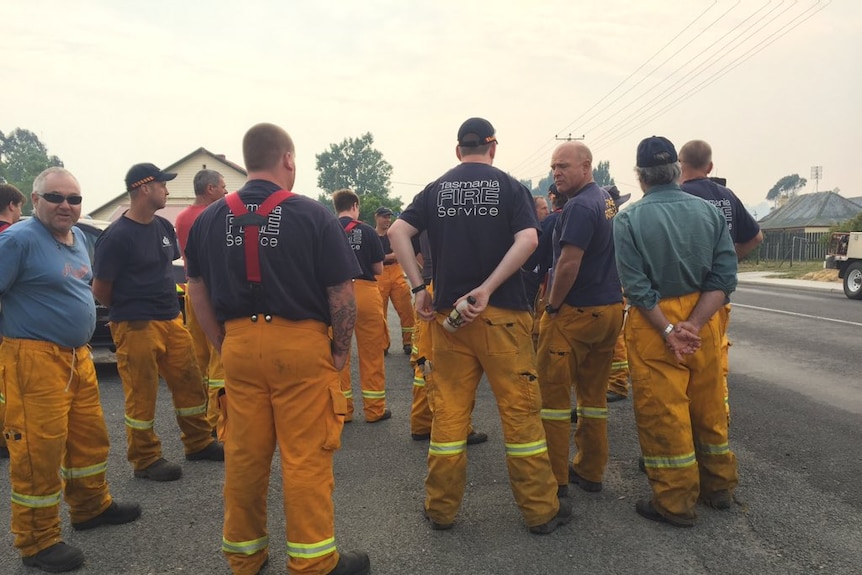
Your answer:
[1,168,141,572]
[537,141,624,498]
[185,122,370,575]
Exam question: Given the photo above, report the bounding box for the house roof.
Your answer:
[87,147,246,217]
[849,196,862,208]
[758,191,862,230]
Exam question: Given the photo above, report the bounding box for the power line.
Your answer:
[508,1,720,176]
[596,0,831,152]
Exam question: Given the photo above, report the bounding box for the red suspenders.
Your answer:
[342,220,360,234]
[224,190,294,283]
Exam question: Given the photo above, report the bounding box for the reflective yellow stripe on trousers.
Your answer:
[540,408,570,422]
[505,440,548,458]
[642,452,697,469]
[222,535,270,556]
[61,461,108,479]
[429,440,467,456]
[696,441,730,456]
[576,406,609,420]
[124,415,154,430]
[11,490,62,509]
[175,402,207,417]
[286,536,337,559]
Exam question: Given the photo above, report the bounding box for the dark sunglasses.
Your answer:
[39,192,83,205]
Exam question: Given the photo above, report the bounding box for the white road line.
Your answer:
[733,303,862,327]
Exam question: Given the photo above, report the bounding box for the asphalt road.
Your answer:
[1,286,861,574]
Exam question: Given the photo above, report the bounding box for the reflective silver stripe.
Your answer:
[429,440,466,456]
[611,361,628,370]
[642,452,697,469]
[412,376,425,388]
[125,414,154,430]
[576,406,608,420]
[361,390,386,399]
[401,327,415,334]
[11,490,62,509]
[0,391,5,404]
[696,441,730,456]
[541,408,570,421]
[411,345,419,354]
[505,440,548,458]
[175,402,207,417]
[286,536,336,559]
[222,535,269,555]
[61,461,108,479]
[208,379,225,390]
[342,389,354,399]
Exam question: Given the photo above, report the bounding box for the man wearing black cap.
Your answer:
[614,136,738,527]
[537,141,624,498]
[388,117,570,534]
[374,205,415,355]
[93,163,223,483]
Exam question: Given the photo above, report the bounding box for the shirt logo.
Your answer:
[225,204,283,248]
[436,179,500,218]
[162,236,171,247]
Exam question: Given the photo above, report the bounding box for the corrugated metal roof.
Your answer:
[758,192,862,230]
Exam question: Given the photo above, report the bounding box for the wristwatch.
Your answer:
[545,303,560,315]
[662,323,675,339]
[411,284,427,294]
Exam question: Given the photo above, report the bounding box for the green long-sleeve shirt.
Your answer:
[613,184,737,310]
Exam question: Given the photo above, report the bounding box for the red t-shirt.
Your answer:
[175,204,209,256]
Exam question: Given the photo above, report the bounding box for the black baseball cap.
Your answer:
[636,136,678,168]
[602,185,631,209]
[125,163,177,191]
[457,117,497,147]
[375,206,393,217]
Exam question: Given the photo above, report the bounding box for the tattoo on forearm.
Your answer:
[327,281,357,356]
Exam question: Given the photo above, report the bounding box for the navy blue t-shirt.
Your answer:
[398,162,538,311]
[340,216,384,281]
[185,180,360,324]
[94,214,181,321]
[680,178,760,244]
[554,182,622,307]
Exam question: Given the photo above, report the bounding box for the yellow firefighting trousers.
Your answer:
[109,315,212,470]
[626,292,738,522]
[718,303,731,421]
[607,326,630,397]
[339,279,387,421]
[425,306,559,528]
[377,263,415,349]
[220,317,345,575]
[1,338,112,557]
[185,292,226,433]
[537,302,624,486]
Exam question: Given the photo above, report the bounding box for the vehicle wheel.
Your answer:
[844,262,862,300]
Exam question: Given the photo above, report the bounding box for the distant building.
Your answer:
[88,147,247,225]
[757,191,862,261]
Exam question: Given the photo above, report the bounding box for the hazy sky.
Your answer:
[2,0,858,219]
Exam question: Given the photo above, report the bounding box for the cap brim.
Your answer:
[158,172,178,182]
[615,193,632,207]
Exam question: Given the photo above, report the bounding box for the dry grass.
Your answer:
[738,260,840,281]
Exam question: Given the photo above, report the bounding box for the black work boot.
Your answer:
[529,498,573,535]
[72,501,142,531]
[328,550,371,575]
[186,441,224,461]
[22,542,85,573]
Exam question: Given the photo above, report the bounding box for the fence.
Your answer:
[756,229,828,263]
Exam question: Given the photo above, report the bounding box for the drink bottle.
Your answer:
[443,296,477,333]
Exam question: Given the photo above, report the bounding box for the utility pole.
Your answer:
[555,133,585,141]
[811,165,823,192]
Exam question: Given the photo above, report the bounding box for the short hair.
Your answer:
[550,191,567,210]
[679,140,712,171]
[332,188,359,213]
[0,183,25,210]
[534,196,548,208]
[458,142,492,157]
[635,162,681,187]
[32,167,78,195]
[243,123,295,172]
[193,169,223,196]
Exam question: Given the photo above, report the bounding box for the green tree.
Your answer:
[0,128,64,215]
[531,171,554,196]
[766,174,807,202]
[315,132,400,222]
[592,160,615,187]
[830,211,862,233]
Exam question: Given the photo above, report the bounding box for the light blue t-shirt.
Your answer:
[0,217,96,347]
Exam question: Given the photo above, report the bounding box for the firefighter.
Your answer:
[176,169,229,436]
[93,163,223,482]
[332,188,391,423]
[185,122,370,575]
[0,167,140,573]
[374,206,415,355]
[614,136,738,527]
[389,117,570,534]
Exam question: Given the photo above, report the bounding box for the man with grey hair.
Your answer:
[176,169,228,436]
[613,136,738,527]
[0,167,141,572]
